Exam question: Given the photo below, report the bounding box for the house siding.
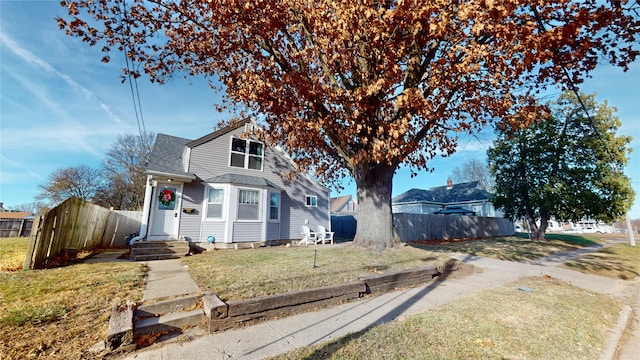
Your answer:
[232,222,262,242]
[178,182,204,241]
[200,221,226,243]
[266,222,280,240]
[186,125,329,243]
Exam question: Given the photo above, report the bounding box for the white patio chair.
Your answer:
[316,225,334,245]
[299,225,320,245]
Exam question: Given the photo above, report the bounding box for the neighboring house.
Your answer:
[0,211,34,237]
[330,195,358,215]
[134,119,330,246]
[392,180,501,217]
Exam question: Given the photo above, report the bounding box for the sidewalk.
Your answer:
[119,244,640,360]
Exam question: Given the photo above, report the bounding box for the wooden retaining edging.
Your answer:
[203,266,443,333]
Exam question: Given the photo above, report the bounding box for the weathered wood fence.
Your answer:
[332,213,515,242]
[23,197,141,270]
[0,218,33,237]
[393,213,515,242]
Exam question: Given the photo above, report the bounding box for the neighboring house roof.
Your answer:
[330,195,355,213]
[146,133,195,180]
[0,211,32,219]
[392,181,492,205]
[206,174,281,189]
[433,206,475,215]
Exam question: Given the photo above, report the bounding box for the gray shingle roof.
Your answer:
[146,133,194,178]
[205,174,281,189]
[392,181,492,204]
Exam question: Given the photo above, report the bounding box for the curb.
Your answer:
[601,305,633,360]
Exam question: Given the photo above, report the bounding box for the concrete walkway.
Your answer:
[116,242,640,360]
[142,259,201,301]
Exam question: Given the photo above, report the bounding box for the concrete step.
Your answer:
[134,309,205,336]
[131,246,189,256]
[130,240,190,261]
[134,294,205,337]
[131,253,185,261]
[131,240,190,249]
[137,294,201,317]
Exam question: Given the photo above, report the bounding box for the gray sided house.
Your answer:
[392,180,501,218]
[135,119,330,246]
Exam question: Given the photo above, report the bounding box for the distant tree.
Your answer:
[58,0,639,250]
[36,165,104,205]
[6,201,49,214]
[449,158,495,193]
[94,132,154,210]
[488,92,634,240]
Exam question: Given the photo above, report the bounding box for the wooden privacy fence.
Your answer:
[0,218,33,237]
[23,197,141,270]
[393,213,515,242]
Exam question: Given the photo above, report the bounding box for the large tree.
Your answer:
[37,165,104,205]
[94,132,155,210]
[488,92,634,240]
[57,0,639,250]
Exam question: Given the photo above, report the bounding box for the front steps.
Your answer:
[130,240,190,261]
[134,294,205,341]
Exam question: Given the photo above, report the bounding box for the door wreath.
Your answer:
[159,188,175,207]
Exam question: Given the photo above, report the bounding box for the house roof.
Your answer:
[205,174,281,189]
[0,211,32,219]
[433,206,475,215]
[187,118,252,148]
[145,133,196,180]
[392,181,492,205]
[330,195,354,213]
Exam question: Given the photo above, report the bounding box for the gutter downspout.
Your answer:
[131,175,154,244]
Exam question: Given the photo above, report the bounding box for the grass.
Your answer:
[183,244,452,301]
[412,234,601,262]
[1,234,633,359]
[0,237,30,271]
[0,254,146,360]
[563,243,640,280]
[271,276,622,360]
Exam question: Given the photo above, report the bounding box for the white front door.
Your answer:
[149,182,181,240]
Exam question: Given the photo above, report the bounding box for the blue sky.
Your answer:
[1,1,639,219]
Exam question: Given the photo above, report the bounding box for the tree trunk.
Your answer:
[526,214,548,240]
[352,163,400,252]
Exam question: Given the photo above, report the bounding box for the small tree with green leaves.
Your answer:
[488,92,634,240]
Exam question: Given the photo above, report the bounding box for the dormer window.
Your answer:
[230,138,263,170]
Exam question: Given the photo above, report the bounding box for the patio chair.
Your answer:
[299,225,320,245]
[316,225,335,245]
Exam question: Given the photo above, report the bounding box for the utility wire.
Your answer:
[119,0,148,141]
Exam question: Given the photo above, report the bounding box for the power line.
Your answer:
[119,0,147,140]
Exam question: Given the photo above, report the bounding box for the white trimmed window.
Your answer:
[238,189,260,220]
[305,195,317,207]
[230,138,263,170]
[206,187,224,219]
[269,192,280,221]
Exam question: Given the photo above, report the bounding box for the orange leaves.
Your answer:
[57,0,640,183]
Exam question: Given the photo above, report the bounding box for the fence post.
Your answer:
[23,214,43,270]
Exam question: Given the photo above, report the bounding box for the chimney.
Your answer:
[446,179,453,190]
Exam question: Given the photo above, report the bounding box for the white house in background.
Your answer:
[134,118,330,246]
